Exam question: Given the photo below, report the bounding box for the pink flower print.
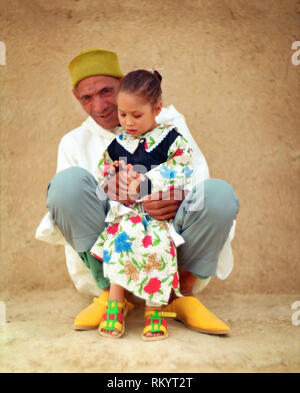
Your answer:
[170,241,176,257]
[107,223,119,235]
[172,272,179,289]
[170,148,184,159]
[102,161,111,177]
[129,215,142,224]
[144,277,161,294]
[142,235,152,248]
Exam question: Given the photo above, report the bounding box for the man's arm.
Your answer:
[142,189,188,220]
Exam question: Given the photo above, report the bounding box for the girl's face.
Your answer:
[117,92,162,137]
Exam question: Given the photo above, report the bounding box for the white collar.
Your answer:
[82,116,121,141]
[116,124,175,154]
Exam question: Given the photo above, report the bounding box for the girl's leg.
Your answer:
[144,304,164,338]
[101,283,125,337]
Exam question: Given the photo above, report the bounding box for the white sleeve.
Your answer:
[36,133,79,245]
[56,133,79,173]
[157,105,210,182]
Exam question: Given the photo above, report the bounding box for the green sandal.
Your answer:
[98,299,127,339]
[142,310,177,341]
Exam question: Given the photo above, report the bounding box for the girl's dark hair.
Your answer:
[119,69,162,106]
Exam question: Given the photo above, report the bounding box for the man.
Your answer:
[36,47,239,334]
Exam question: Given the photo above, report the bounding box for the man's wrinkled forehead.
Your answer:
[76,74,120,95]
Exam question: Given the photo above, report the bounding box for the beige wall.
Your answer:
[1,0,299,294]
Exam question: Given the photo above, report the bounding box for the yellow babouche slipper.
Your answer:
[163,296,230,335]
[73,291,134,331]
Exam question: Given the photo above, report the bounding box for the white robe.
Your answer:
[35,105,235,295]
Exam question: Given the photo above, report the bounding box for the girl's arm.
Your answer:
[94,150,116,186]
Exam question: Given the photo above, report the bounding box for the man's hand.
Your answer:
[142,189,188,220]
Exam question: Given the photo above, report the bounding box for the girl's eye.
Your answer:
[133,114,142,118]
[119,113,126,117]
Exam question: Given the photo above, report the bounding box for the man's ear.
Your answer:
[72,89,80,101]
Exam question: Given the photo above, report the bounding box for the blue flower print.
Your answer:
[183,167,193,178]
[103,250,111,263]
[114,232,132,253]
[160,165,177,179]
[118,134,124,140]
[142,215,151,230]
[142,219,148,230]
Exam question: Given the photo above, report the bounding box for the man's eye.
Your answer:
[102,89,113,96]
[81,96,90,103]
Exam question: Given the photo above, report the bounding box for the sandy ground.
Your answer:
[0,287,299,373]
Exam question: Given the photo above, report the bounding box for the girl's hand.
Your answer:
[104,161,145,204]
[118,161,145,203]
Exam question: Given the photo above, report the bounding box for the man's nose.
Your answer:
[92,94,108,113]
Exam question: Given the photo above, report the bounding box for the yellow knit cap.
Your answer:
[68,47,123,89]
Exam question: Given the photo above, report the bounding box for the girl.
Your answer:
[91,70,194,340]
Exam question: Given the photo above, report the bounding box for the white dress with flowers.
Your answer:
[90,125,194,305]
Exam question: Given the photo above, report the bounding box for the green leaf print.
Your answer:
[138,277,148,295]
[160,256,166,271]
[131,258,140,269]
[149,136,155,148]
[152,232,161,247]
[118,269,125,274]
[98,157,105,167]
[148,293,154,302]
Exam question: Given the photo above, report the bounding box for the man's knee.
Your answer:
[47,167,98,215]
[202,179,239,227]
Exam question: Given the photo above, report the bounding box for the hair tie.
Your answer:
[148,68,164,74]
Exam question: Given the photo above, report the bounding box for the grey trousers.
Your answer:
[47,167,239,287]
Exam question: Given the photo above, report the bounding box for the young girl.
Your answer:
[90,70,194,341]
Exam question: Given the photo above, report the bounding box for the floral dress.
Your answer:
[90,124,194,305]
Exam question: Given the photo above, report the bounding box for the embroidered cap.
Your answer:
[68,47,123,89]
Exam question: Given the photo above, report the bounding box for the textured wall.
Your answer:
[1,0,299,294]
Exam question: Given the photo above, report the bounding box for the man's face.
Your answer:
[73,75,121,130]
